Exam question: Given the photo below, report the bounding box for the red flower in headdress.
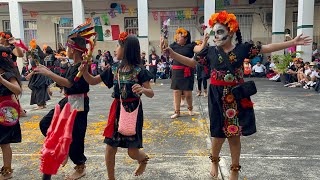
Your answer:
[5,34,11,39]
[217,11,228,24]
[0,32,5,38]
[2,52,8,58]
[119,32,128,42]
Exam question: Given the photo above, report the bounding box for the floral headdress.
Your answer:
[118,32,128,45]
[208,11,239,33]
[28,39,40,65]
[175,28,188,40]
[0,32,12,40]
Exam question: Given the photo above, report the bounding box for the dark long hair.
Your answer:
[120,35,141,68]
[0,47,22,87]
[185,30,191,44]
[235,29,243,45]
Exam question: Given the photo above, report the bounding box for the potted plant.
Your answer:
[272,52,301,84]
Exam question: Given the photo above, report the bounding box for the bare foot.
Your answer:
[0,167,13,180]
[134,156,149,176]
[65,165,86,180]
[210,162,219,179]
[229,171,239,180]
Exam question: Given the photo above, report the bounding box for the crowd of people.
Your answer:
[0,10,313,180]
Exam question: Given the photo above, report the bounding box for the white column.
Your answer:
[271,0,286,56]
[8,1,24,41]
[296,0,315,62]
[204,0,215,42]
[72,0,85,28]
[137,0,149,58]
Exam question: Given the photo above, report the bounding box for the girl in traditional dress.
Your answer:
[0,47,22,180]
[35,21,96,179]
[168,28,209,118]
[0,32,26,117]
[163,11,311,180]
[195,54,210,97]
[78,32,154,180]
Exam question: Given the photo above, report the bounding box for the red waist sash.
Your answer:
[172,65,192,77]
[103,97,140,138]
[60,69,66,73]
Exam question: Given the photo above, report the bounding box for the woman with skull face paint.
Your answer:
[162,11,312,180]
[167,28,209,119]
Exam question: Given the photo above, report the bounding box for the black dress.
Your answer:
[198,43,261,138]
[101,64,153,148]
[196,56,210,80]
[28,60,51,106]
[0,72,22,144]
[39,62,90,165]
[170,42,196,90]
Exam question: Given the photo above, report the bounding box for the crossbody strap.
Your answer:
[216,46,235,74]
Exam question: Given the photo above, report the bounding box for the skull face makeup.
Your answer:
[212,23,230,47]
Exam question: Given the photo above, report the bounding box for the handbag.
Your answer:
[0,96,20,126]
[217,47,257,100]
[117,69,140,136]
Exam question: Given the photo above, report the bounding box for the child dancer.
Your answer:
[79,32,154,180]
[0,47,22,180]
[35,21,96,180]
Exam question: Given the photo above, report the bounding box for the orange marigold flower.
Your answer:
[0,32,5,38]
[175,28,188,37]
[217,11,228,24]
[228,20,239,32]
[2,52,8,58]
[226,14,237,23]
[119,32,128,42]
[29,39,37,49]
[5,34,11,39]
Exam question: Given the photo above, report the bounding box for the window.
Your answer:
[292,12,298,38]
[160,15,200,45]
[235,14,253,43]
[57,19,73,47]
[3,20,37,43]
[124,17,138,35]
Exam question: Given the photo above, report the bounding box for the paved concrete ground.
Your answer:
[1,78,320,180]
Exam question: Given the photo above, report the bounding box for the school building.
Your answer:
[0,0,318,66]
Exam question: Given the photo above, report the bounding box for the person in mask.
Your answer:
[162,10,311,180]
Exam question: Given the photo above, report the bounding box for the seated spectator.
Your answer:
[156,61,166,79]
[304,63,320,89]
[312,42,319,62]
[284,58,302,84]
[252,61,266,77]
[243,58,252,77]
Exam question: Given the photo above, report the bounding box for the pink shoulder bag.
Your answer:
[117,69,140,136]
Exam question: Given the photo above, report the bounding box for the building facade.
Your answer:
[0,0,318,62]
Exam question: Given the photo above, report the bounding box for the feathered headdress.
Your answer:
[66,19,97,53]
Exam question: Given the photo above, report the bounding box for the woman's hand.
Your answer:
[203,32,209,43]
[0,73,4,84]
[8,37,17,45]
[34,65,52,76]
[293,34,312,46]
[163,47,175,58]
[132,84,144,94]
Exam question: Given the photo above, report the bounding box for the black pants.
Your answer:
[197,78,208,91]
[39,98,88,165]
[253,72,266,78]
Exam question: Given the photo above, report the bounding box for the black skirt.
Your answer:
[104,100,144,148]
[208,84,256,138]
[0,122,22,144]
[170,68,195,91]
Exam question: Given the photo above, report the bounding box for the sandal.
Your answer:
[170,110,180,119]
[209,155,220,179]
[134,155,149,176]
[0,166,13,180]
[188,106,194,116]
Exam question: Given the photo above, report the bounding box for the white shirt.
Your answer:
[252,64,266,73]
[304,68,312,76]
[311,71,320,78]
[269,63,275,69]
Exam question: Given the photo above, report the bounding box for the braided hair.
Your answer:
[235,29,243,45]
